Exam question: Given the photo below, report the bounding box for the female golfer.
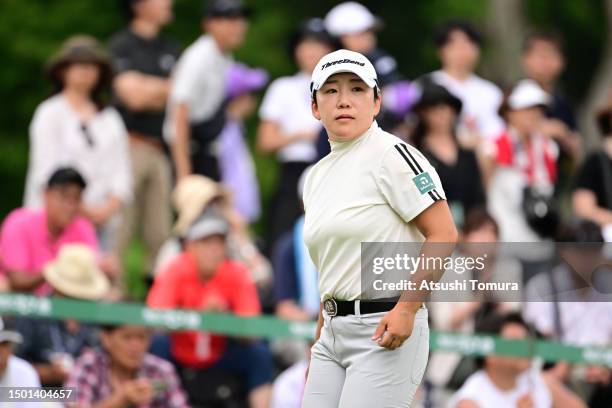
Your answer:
[301,49,457,407]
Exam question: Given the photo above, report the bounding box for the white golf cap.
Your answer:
[508,79,550,110]
[324,2,381,36]
[310,49,378,96]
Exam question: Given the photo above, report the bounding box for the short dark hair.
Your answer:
[46,167,87,190]
[434,20,482,48]
[474,312,531,368]
[462,207,499,237]
[522,30,564,55]
[119,0,142,21]
[555,220,604,243]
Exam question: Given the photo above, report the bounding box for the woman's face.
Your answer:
[312,72,381,141]
[507,106,545,135]
[422,104,456,133]
[295,38,333,74]
[62,62,100,93]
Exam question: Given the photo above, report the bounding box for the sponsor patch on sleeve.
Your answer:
[412,172,436,195]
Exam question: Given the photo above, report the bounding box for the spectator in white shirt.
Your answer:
[0,317,42,408]
[24,36,132,252]
[449,312,586,408]
[429,20,504,143]
[165,0,250,182]
[256,18,337,248]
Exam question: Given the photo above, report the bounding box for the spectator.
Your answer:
[153,174,271,287]
[218,63,268,223]
[324,2,400,87]
[271,358,309,408]
[0,317,40,390]
[0,168,102,295]
[523,222,612,345]
[272,166,319,322]
[147,206,273,408]
[521,31,580,157]
[324,2,417,134]
[426,208,520,396]
[109,0,180,280]
[165,0,250,181]
[572,97,612,240]
[448,312,586,408]
[487,80,560,243]
[23,35,132,252]
[257,18,336,248]
[14,244,109,386]
[429,20,504,142]
[65,324,189,408]
[411,80,485,227]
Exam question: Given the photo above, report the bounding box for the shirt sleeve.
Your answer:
[146,262,181,308]
[107,109,133,203]
[573,152,600,193]
[160,362,190,408]
[376,142,446,223]
[169,48,207,105]
[64,352,96,407]
[107,33,134,74]
[25,103,64,207]
[258,79,285,122]
[272,233,299,302]
[228,263,261,316]
[0,212,31,273]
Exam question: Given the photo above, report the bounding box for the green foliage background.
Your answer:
[0,0,606,221]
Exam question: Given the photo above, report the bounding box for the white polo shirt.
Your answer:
[302,122,446,301]
[163,35,232,142]
[258,72,321,163]
[431,70,504,140]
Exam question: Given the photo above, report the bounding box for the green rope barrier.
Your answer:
[0,294,610,366]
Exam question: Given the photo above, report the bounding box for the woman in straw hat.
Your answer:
[23,35,132,252]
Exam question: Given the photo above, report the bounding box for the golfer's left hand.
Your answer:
[372,306,416,350]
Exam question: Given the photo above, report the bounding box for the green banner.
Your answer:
[0,294,610,366]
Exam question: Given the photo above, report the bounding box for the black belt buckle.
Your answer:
[323,299,338,317]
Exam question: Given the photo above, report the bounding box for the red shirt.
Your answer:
[146,252,260,368]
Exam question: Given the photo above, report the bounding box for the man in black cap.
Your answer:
[109,0,181,284]
[165,0,250,182]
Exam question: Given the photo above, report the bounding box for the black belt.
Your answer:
[323,298,397,317]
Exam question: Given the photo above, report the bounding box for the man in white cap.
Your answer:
[324,2,400,87]
[324,2,418,133]
[147,206,273,408]
[0,317,41,399]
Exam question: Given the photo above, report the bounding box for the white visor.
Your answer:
[310,49,378,97]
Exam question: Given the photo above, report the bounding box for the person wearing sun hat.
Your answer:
[12,244,109,386]
[152,175,271,287]
[148,206,273,408]
[12,240,109,388]
[23,35,132,253]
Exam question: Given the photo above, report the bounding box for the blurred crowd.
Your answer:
[0,0,611,407]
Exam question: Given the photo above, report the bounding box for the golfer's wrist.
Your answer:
[394,301,421,314]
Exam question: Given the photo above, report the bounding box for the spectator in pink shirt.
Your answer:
[0,167,99,295]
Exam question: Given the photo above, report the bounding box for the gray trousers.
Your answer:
[302,305,429,408]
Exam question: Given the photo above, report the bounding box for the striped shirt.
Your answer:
[65,349,189,408]
[303,121,446,301]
